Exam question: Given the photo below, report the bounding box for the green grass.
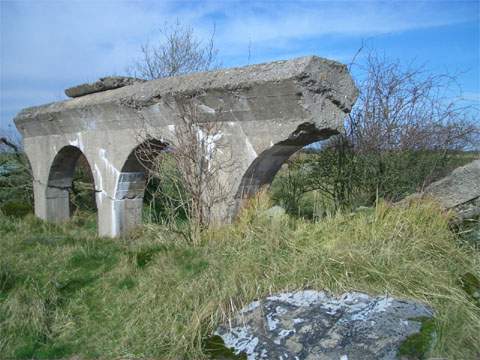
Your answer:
[0,198,479,359]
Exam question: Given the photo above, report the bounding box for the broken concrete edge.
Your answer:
[65,76,146,98]
[14,55,357,128]
[398,159,480,222]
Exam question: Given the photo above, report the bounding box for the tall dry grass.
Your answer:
[0,197,478,359]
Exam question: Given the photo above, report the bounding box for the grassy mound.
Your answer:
[0,199,479,359]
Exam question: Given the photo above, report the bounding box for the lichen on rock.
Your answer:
[214,290,434,360]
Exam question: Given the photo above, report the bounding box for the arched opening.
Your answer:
[115,139,185,232]
[46,146,97,225]
[235,123,342,219]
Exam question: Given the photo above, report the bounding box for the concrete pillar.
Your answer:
[45,187,70,223]
[97,171,145,237]
[33,181,48,221]
[97,196,143,237]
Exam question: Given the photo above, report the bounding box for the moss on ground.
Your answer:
[398,317,436,359]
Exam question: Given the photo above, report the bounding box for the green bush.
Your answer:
[0,153,33,208]
[1,201,32,218]
[272,145,479,217]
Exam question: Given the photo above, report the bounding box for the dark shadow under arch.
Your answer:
[46,145,97,221]
[235,123,338,203]
[116,139,169,200]
[111,139,172,232]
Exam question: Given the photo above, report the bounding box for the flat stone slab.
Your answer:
[65,76,145,98]
[215,290,433,360]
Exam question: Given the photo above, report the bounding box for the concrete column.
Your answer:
[45,187,70,223]
[97,194,143,237]
[33,180,71,223]
[33,181,48,221]
[96,171,145,237]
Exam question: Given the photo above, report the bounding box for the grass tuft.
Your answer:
[0,199,479,359]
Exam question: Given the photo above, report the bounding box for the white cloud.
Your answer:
[1,0,478,133]
[211,1,477,49]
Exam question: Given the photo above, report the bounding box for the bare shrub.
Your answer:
[129,19,219,80]
[347,51,479,153]
[133,97,234,243]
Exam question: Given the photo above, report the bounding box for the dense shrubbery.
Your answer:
[271,142,479,217]
[0,152,33,217]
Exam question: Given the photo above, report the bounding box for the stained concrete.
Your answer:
[65,76,145,98]
[14,56,358,237]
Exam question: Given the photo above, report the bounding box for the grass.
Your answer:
[0,197,479,359]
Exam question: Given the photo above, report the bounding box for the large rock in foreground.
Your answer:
[215,290,433,360]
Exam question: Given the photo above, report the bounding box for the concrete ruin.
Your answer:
[14,56,358,237]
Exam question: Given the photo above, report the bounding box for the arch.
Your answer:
[45,145,97,222]
[111,139,169,234]
[234,124,338,212]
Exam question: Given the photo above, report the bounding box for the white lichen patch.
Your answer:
[240,300,261,314]
[197,104,216,114]
[266,313,280,331]
[267,290,327,307]
[216,290,433,359]
[216,326,259,360]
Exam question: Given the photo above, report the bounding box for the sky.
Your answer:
[1,0,479,138]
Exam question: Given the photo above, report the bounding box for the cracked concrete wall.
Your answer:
[14,56,358,237]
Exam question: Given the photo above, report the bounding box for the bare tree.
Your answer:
[127,93,235,243]
[125,20,230,240]
[129,19,219,80]
[347,50,479,154]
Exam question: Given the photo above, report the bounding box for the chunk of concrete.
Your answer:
[65,76,145,98]
[405,160,480,221]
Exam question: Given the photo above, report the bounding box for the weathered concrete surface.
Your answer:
[14,56,358,237]
[65,76,145,98]
[408,160,480,221]
[215,290,434,360]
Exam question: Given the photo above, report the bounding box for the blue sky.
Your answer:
[1,0,479,137]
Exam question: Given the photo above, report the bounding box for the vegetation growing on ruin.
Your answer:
[1,197,479,359]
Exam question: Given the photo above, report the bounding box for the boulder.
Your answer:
[410,160,480,222]
[214,290,434,360]
[65,76,145,98]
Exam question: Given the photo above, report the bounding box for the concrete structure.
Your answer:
[14,56,358,237]
[406,159,480,222]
